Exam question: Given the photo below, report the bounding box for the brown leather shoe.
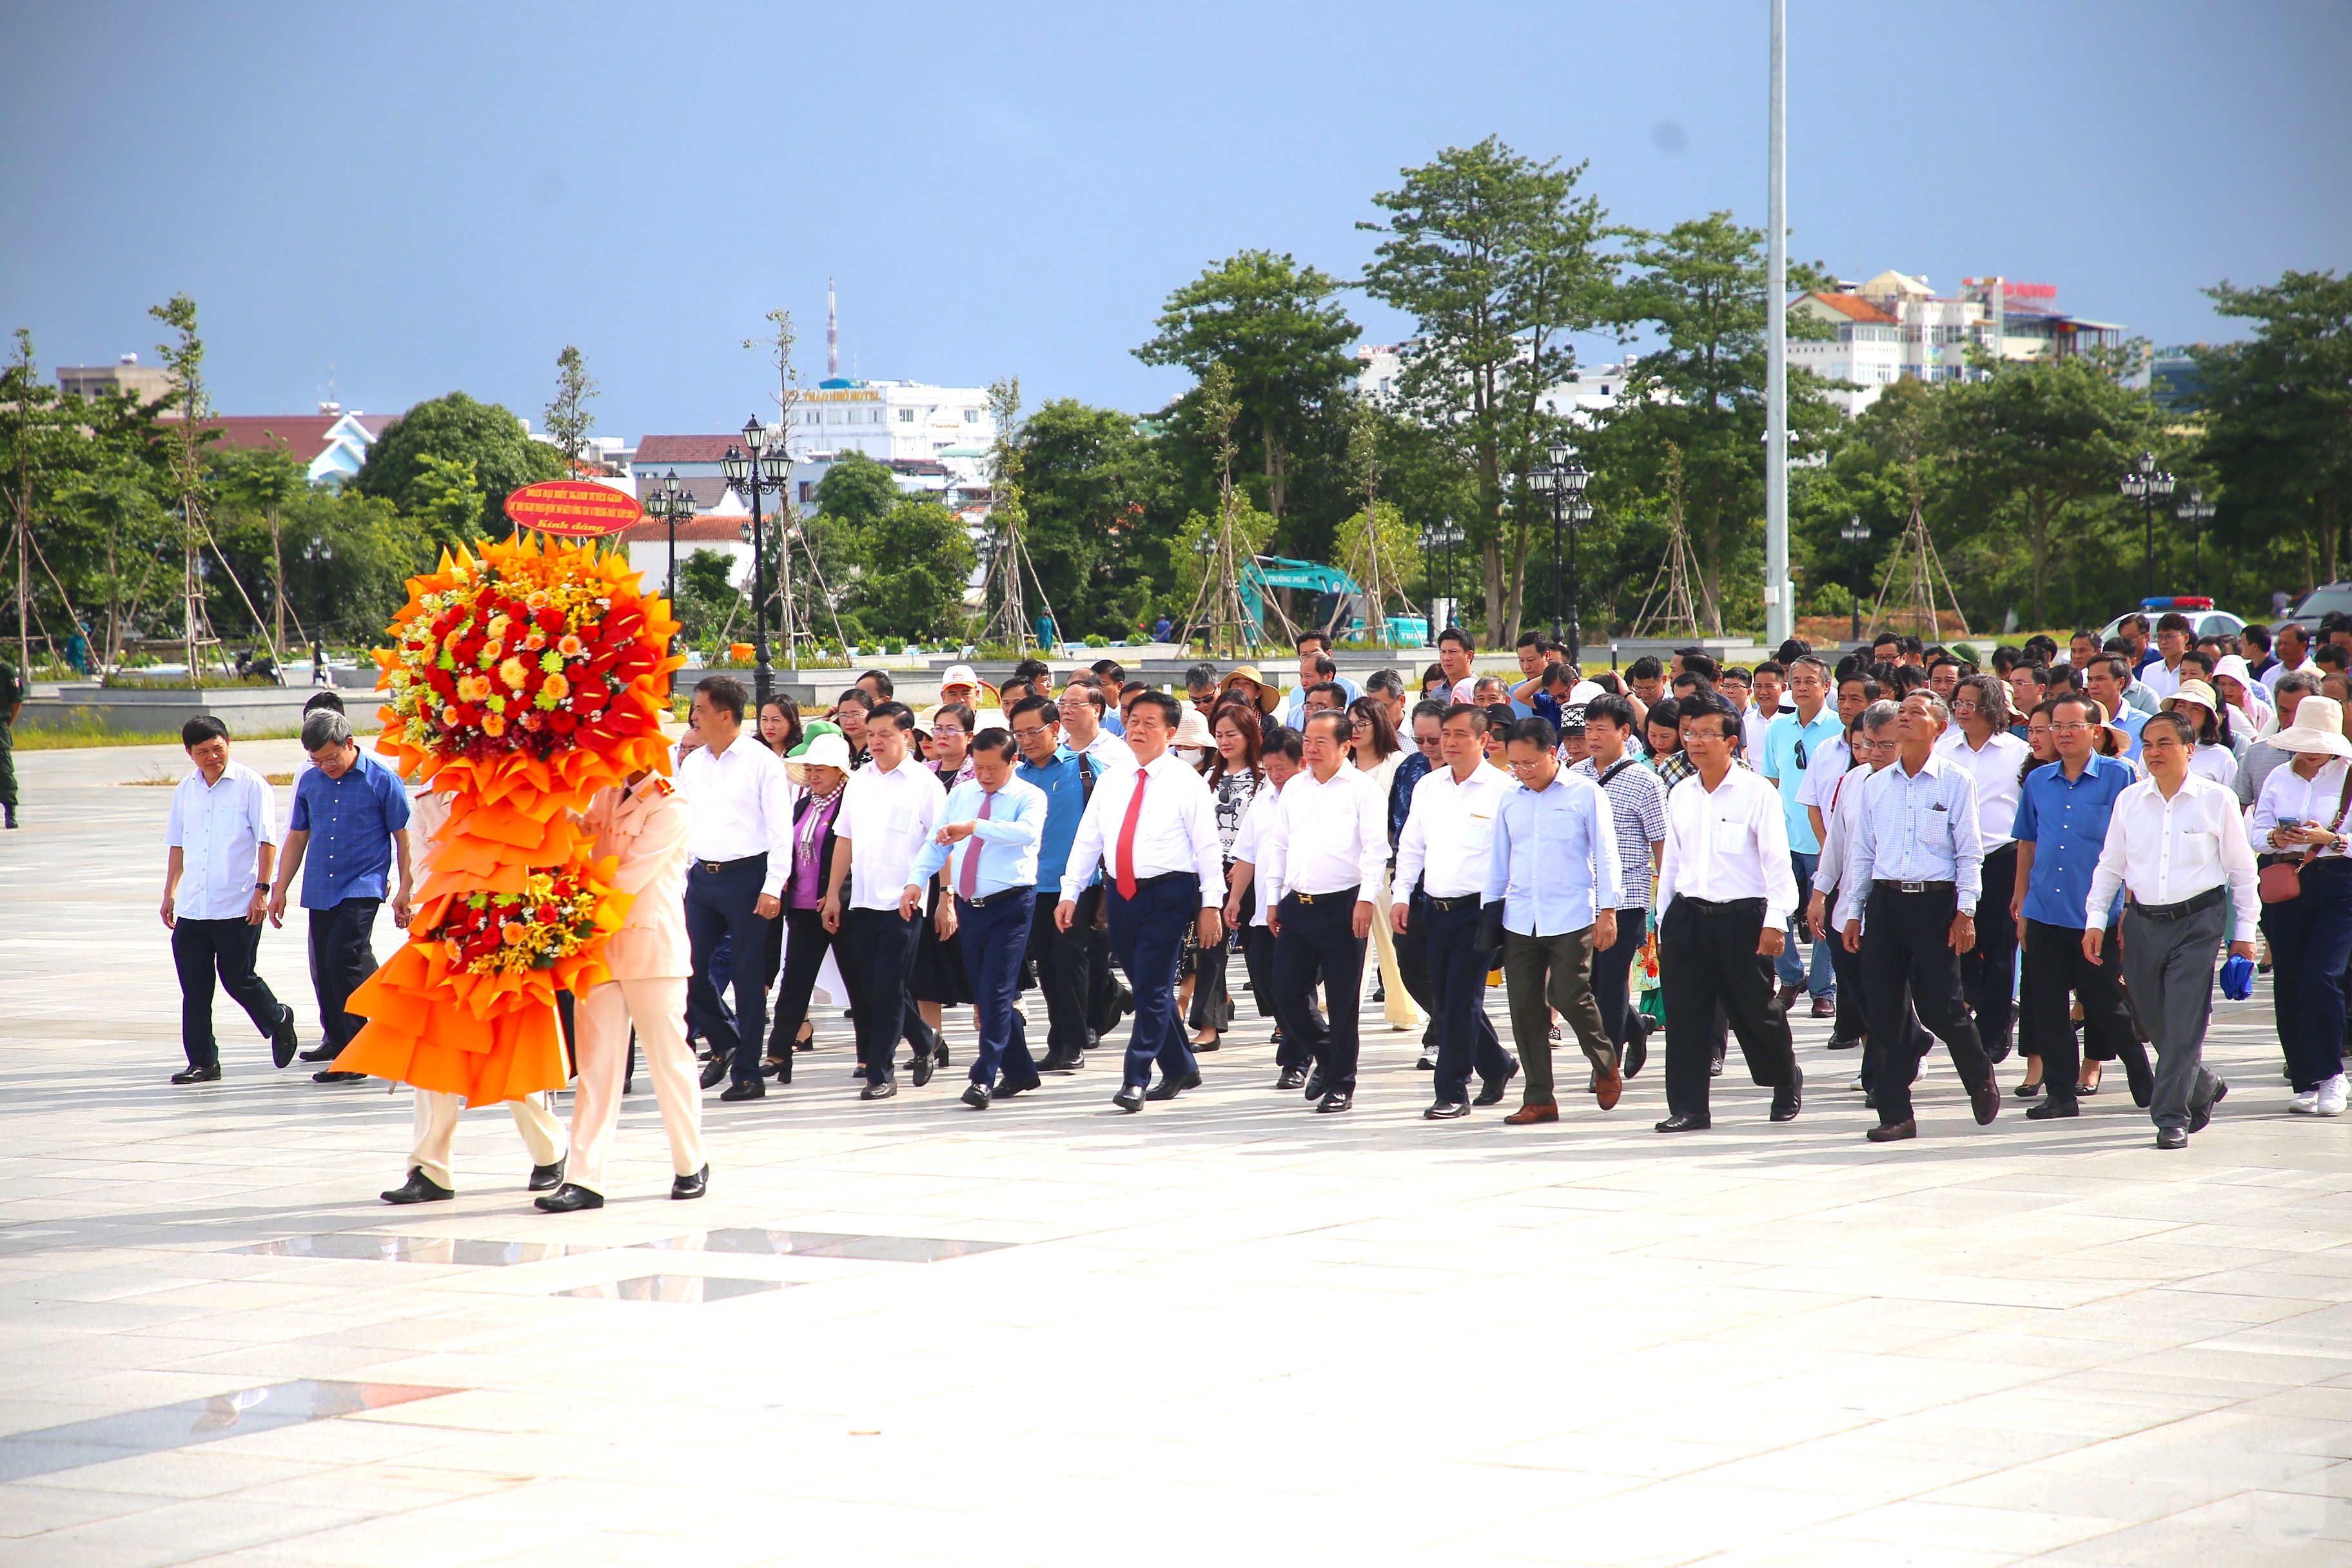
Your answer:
[1503,1102,1559,1125]
[1592,1064,1623,1112]
[1866,1119,1917,1142]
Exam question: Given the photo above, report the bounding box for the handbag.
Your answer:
[2258,768,2352,904]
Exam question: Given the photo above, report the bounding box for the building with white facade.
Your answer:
[1789,271,2128,416]
[1355,344,1632,426]
[790,378,994,469]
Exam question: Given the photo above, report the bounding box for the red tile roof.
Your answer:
[618,516,748,545]
[196,414,391,461]
[633,434,743,464]
[1804,293,1899,325]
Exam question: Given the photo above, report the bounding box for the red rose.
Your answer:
[547,710,578,734]
[537,609,565,636]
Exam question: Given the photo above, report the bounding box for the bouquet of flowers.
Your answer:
[431,869,612,977]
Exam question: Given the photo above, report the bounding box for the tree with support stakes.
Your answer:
[1865,483,1969,645]
[1628,445,1720,639]
[975,377,1064,654]
[1177,362,1287,657]
[1328,404,1421,647]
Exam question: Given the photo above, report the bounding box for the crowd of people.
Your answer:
[154,608,2352,1208]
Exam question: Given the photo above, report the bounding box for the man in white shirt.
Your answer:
[1936,674,2033,1063]
[1055,678,1135,1043]
[1652,702,1803,1132]
[2263,622,2320,698]
[1055,692,1226,1112]
[2135,612,2196,701]
[1057,680,1137,774]
[823,701,948,1099]
[1262,710,1387,1113]
[1392,703,1517,1119]
[1278,632,1364,726]
[2085,710,2259,1148]
[161,716,297,1083]
[1224,728,1309,1067]
[1838,692,1999,1141]
[678,676,796,1102]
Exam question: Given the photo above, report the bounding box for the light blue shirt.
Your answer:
[1482,769,1623,937]
[1016,746,1092,888]
[2109,704,2148,760]
[908,775,1047,898]
[1834,752,1984,923]
[1279,674,1364,728]
[1762,705,1843,855]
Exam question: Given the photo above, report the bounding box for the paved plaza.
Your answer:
[5,738,2352,1566]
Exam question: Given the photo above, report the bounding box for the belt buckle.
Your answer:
[1900,881,1926,894]
[703,861,723,875]
[1295,891,1316,905]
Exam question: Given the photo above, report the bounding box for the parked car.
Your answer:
[2273,583,2352,636]
[2096,596,2247,643]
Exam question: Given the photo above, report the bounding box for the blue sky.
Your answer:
[3,1,2344,441]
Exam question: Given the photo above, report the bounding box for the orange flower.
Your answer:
[540,672,571,703]
[442,705,462,727]
[558,634,583,658]
[482,712,508,737]
[500,921,527,946]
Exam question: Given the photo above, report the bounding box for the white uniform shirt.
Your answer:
[1264,764,1388,903]
[1796,733,1852,819]
[1229,785,1282,928]
[1934,727,2032,850]
[2262,657,2320,696]
[2086,772,2259,942]
[1072,726,1137,774]
[1812,761,1881,896]
[1654,765,1799,925]
[1836,752,1985,924]
[1059,750,1226,907]
[2137,659,2191,701]
[167,760,279,921]
[1391,762,1513,903]
[837,756,947,911]
[676,731,798,896]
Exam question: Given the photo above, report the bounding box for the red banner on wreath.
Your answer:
[504,479,644,538]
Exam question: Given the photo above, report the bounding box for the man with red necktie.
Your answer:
[1056,692,1227,1112]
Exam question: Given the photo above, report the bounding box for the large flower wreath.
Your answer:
[333,536,681,1104]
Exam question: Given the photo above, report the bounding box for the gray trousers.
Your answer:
[2118,899,2227,1133]
[1501,926,1613,1106]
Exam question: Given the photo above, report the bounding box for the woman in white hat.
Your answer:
[2162,681,2240,789]
[767,731,860,1085]
[2248,693,2352,1115]
[2212,654,2273,738]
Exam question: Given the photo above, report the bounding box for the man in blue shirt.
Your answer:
[909,730,1048,1108]
[1012,694,1097,1073]
[2010,693,2152,1119]
[268,710,413,1084]
[1761,656,1844,1015]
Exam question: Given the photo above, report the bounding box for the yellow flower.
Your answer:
[498,656,529,689]
[389,669,412,689]
[482,638,504,662]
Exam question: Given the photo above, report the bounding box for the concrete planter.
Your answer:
[16,683,338,738]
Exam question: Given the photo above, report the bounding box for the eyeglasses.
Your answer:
[2050,721,2092,734]
[931,727,966,740]
[1415,734,1442,749]
[1506,756,1549,772]
[1010,724,1050,742]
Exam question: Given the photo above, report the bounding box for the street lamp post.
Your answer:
[642,469,694,654]
[2176,487,2215,583]
[1529,443,1591,663]
[1840,513,1870,646]
[1421,518,1463,634]
[722,414,789,709]
[2118,450,2176,599]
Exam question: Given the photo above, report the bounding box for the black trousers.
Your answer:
[1424,897,1508,1105]
[1395,884,1437,1046]
[1660,897,1796,1120]
[1028,891,1092,1061]
[306,897,380,1053]
[1590,905,1647,1050]
[172,916,283,1070]
[1820,887,1868,1043]
[1859,884,1993,1125]
[1959,843,2022,1057]
[847,906,939,1085]
[1275,889,1366,1091]
[1077,885,1126,1035]
[768,905,865,1081]
[684,855,776,1088]
[2021,917,2145,1107]
[1243,923,1288,1022]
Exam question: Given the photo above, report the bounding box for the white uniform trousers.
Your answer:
[570,975,703,1197]
[408,1089,565,1191]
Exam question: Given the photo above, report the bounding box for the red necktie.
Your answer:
[957,791,993,899]
[1115,769,1148,898]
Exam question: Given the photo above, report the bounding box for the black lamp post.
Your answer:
[1840,513,1870,645]
[721,415,788,708]
[644,469,691,630]
[1421,517,1463,633]
[1529,442,1591,662]
[2176,487,2215,583]
[2118,450,2175,599]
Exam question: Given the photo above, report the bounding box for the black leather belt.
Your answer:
[698,854,766,875]
[2129,885,2225,922]
[957,884,1034,910]
[1873,879,1955,894]
[1423,892,1480,912]
[1288,884,1361,906]
[1679,896,1763,912]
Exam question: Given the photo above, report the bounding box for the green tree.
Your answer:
[1359,137,1617,639]
[1136,250,1357,521]
[407,453,488,554]
[843,498,976,642]
[543,346,598,469]
[206,445,308,655]
[2196,270,2352,588]
[353,391,567,541]
[811,451,901,531]
[1012,398,1174,638]
[670,547,745,646]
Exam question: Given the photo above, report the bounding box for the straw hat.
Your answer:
[2269,694,2352,759]
[1171,707,1215,753]
[2163,680,2221,715]
[1217,665,1280,714]
[785,730,854,785]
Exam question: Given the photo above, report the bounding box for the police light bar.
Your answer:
[2139,596,2213,611]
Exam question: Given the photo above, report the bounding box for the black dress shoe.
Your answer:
[1144,1071,1201,1101]
[1653,1112,1710,1133]
[859,1081,897,1101]
[2015,1080,2042,1099]
[1473,1055,1520,1106]
[1825,1035,1863,1052]
[2189,1080,2228,1133]
[1622,1036,1648,1078]
[2025,1096,2079,1120]
[961,1083,991,1110]
[1769,1068,1802,1122]
[1112,1083,1144,1113]
[699,1056,729,1090]
[271,1006,299,1070]
[382,1168,455,1204]
[1304,1068,1326,1101]
[1984,1039,2014,1065]
[1193,1034,1220,1052]
[170,1064,222,1084]
[535,1182,602,1213]
[910,1052,936,1089]
[1315,1090,1353,1113]
[2155,1126,2189,1150]
[934,1042,950,1067]
[1968,1075,2001,1126]
[2125,1056,2155,1109]
[1275,1067,1308,1091]
[1424,1101,1470,1120]
[298,1043,338,1063]
[719,1079,765,1102]
[672,1164,709,1200]
[1866,1119,1917,1142]
[997,1077,1043,1098]
[528,1157,567,1191]
[313,1070,365,1084]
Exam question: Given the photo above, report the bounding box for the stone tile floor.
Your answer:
[4,739,2351,1565]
